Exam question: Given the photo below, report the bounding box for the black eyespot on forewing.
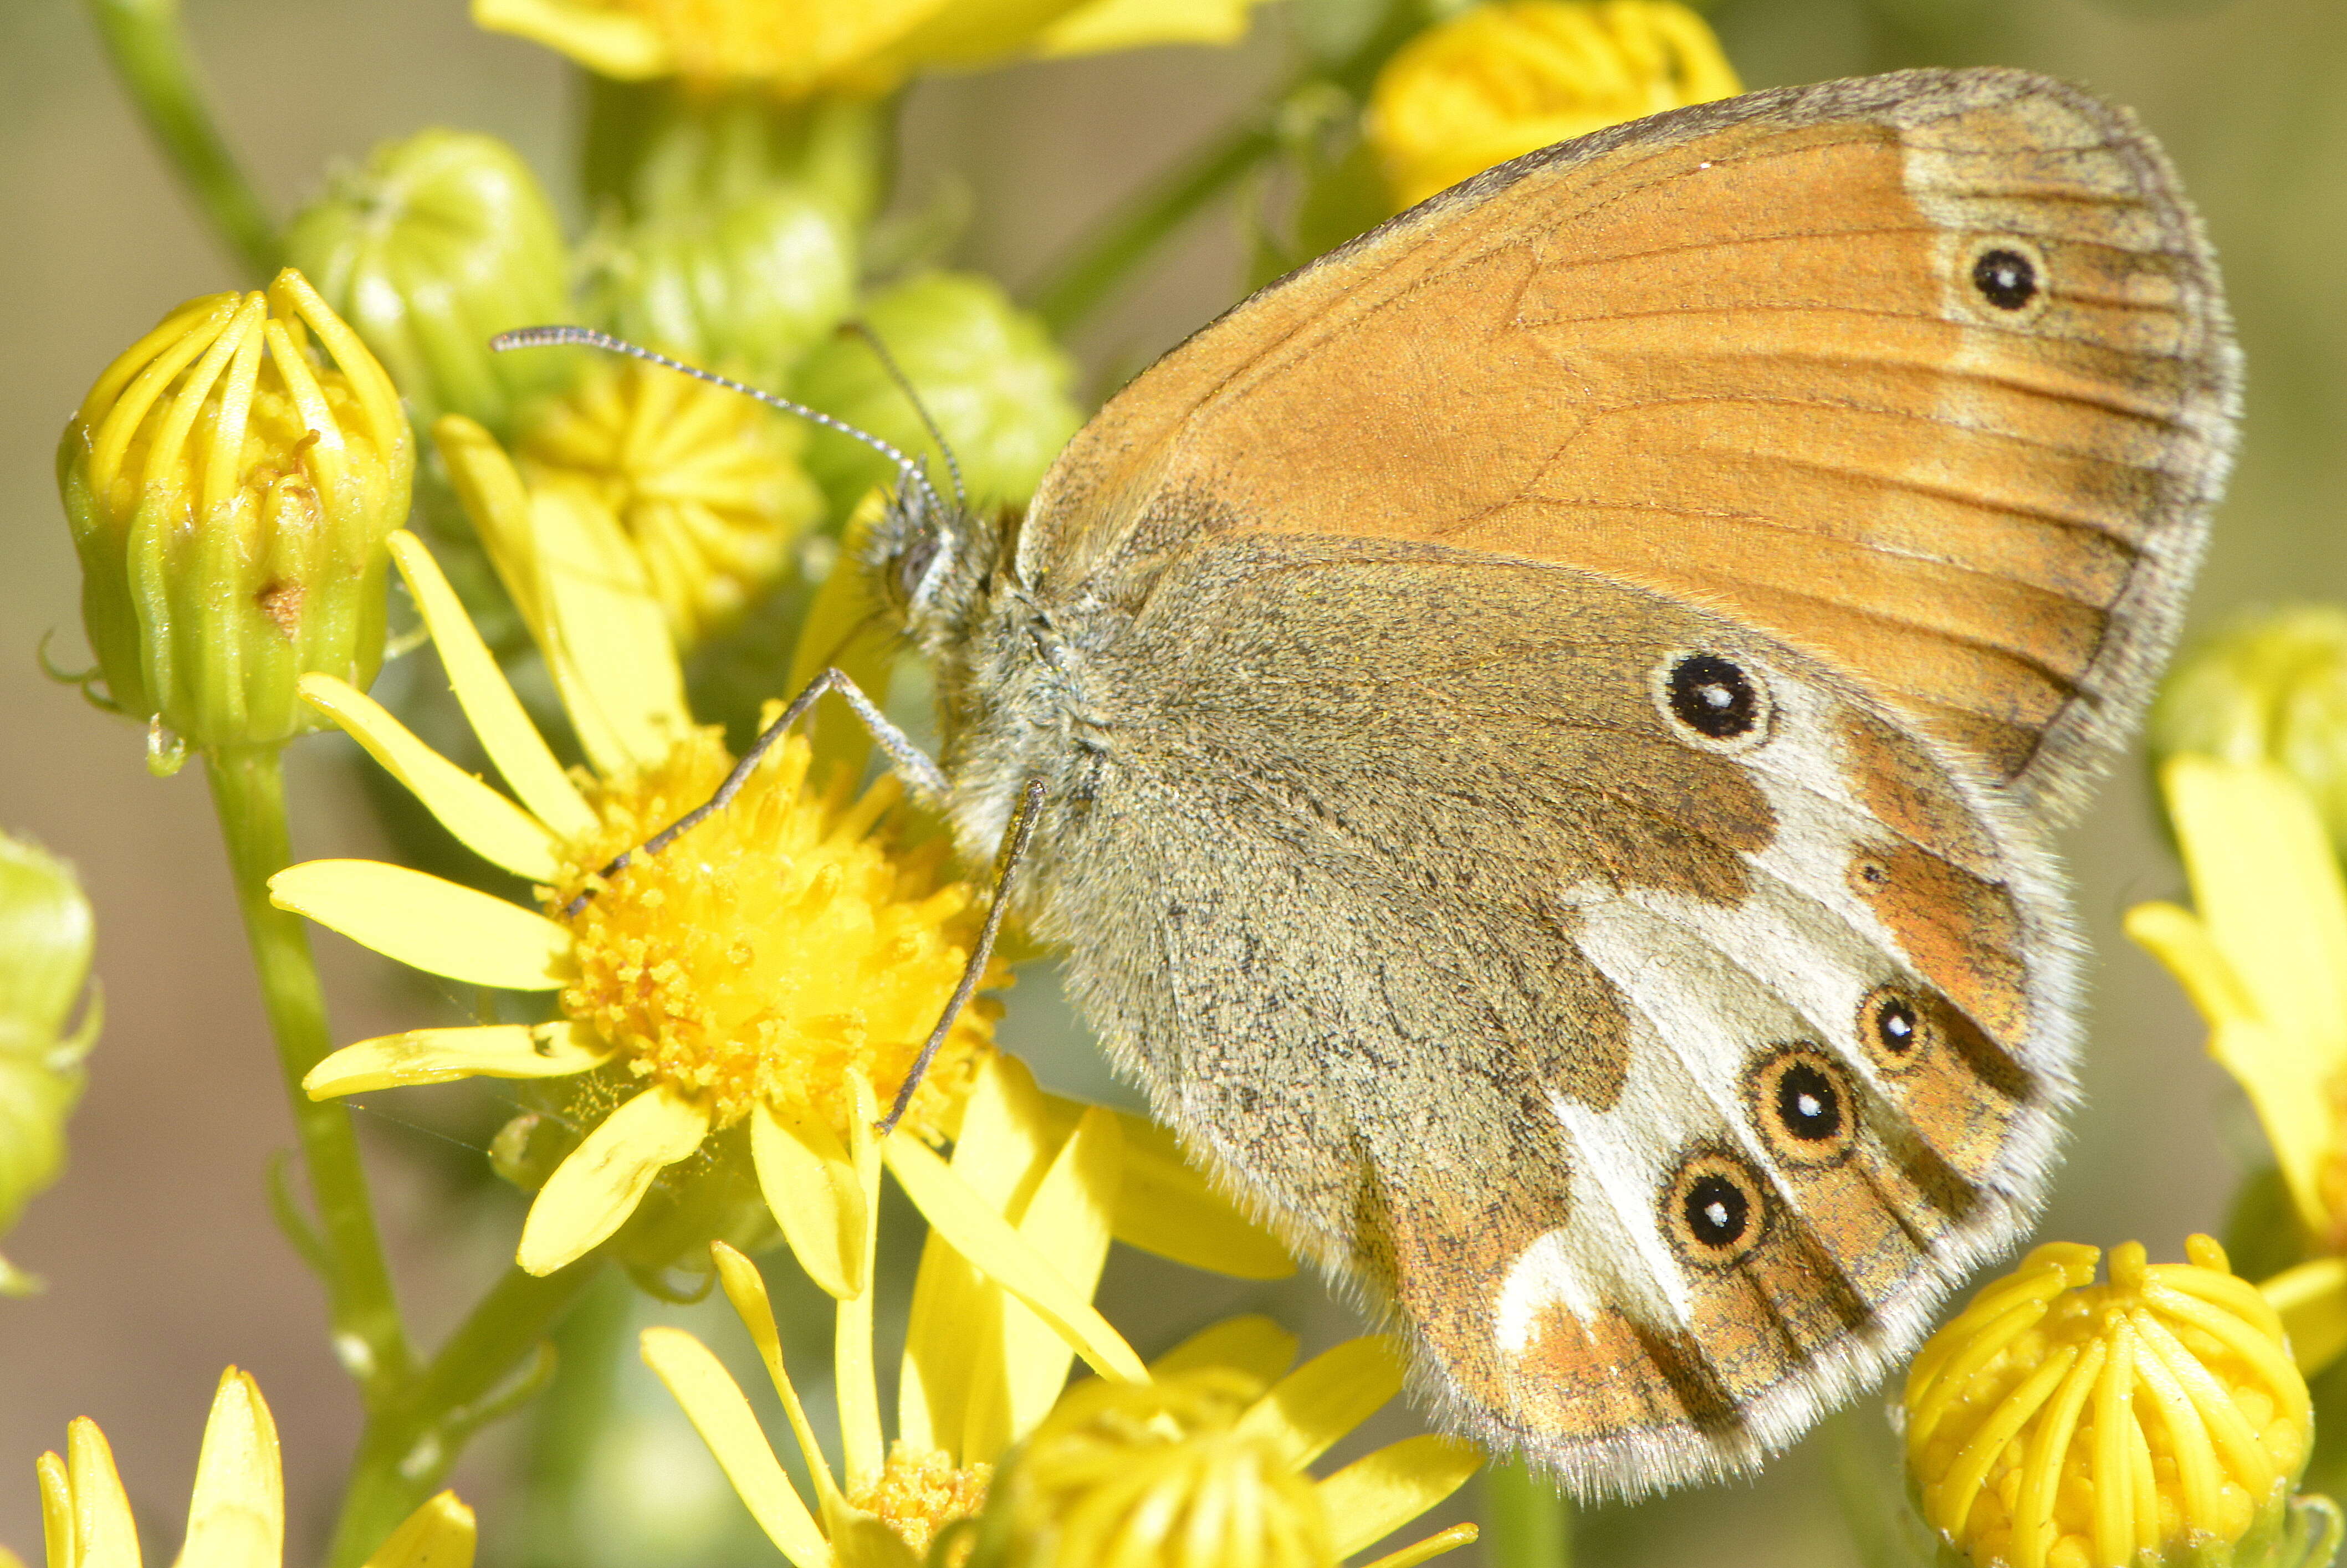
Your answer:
[1747,1044,1858,1166]
[1663,1148,1768,1269]
[1971,248,2039,311]
[1665,654,1761,740]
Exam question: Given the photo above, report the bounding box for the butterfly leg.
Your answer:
[564,664,948,916]
[876,776,1046,1135]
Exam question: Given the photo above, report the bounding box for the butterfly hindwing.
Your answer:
[1020,532,2074,1495]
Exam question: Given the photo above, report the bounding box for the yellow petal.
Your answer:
[828,1512,919,1568]
[360,1493,474,1568]
[968,1105,1122,1457]
[1355,1522,1480,1568]
[469,0,674,76]
[709,1243,845,1509]
[884,1134,1148,1383]
[1239,1336,1405,1468]
[2264,1257,2347,1375]
[751,1100,869,1299]
[60,1422,137,1568]
[37,1451,71,1568]
[1150,1314,1300,1383]
[640,1328,829,1568]
[899,1054,1055,1456]
[178,1370,283,1568]
[836,1078,888,1495]
[1044,1095,1295,1279]
[298,674,563,883]
[517,1086,709,1274]
[270,860,570,991]
[3,1545,26,1568]
[1320,1436,1484,1561]
[387,530,597,842]
[528,479,689,779]
[785,491,899,788]
[2124,901,2261,1027]
[305,1024,611,1098]
[1037,0,1255,56]
[2165,756,2347,1065]
[2210,1017,2340,1233]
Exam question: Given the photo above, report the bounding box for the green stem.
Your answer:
[1027,121,1278,337]
[204,745,412,1397]
[1483,1460,1572,1568]
[1022,0,1426,336]
[329,1262,602,1568]
[83,0,280,279]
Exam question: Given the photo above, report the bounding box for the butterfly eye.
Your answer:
[1858,984,1936,1074]
[1748,1045,1857,1165]
[1657,652,1772,749]
[1966,239,2047,316]
[1663,1149,1768,1269]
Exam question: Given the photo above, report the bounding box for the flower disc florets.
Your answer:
[851,1442,994,1556]
[558,724,995,1145]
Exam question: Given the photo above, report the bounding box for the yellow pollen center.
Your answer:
[555,725,998,1144]
[848,1443,992,1557]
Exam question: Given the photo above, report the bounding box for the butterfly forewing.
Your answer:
[1021,68,2233,827]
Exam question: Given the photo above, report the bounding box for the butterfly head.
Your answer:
[863,471,1016,663]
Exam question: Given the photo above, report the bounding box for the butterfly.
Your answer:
[854,64,2239,1498]
[547,62,2236,1500]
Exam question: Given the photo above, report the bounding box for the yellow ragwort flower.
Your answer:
[1905,1237,2334,1568]
[35,1368,475,1568]
[2151,607,2347,859]
[472,0,1261,97]
[646,1054,1474,1568]
[2127,757,2347,1372]
[268,494,994,1281]
[1366,0,1740,210]
[505,360,825,646]
[59,271,412,766]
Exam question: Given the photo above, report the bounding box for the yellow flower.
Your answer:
[505,355,826,645]
[1904,1237,2337,1568]
[58,271,412,766]
[2126,757,2347,1372]
[1366,0,1740,210]
[646,1054,1472,1567]
[473,0,1261,97]
[35,1368,476,1568]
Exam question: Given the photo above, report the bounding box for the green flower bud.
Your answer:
[794,271,1084,517]
[2151,605,2347,853]
[582,184,856,393]
[0,833,96,1296]
[60,271,414,763]
[285,129,579,438]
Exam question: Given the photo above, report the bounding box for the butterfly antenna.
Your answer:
[842,319,965,512]
[492,326,949,521]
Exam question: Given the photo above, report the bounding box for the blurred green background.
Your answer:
[0,0,2335,1562]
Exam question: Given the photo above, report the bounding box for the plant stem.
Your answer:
[1483,1459,1572,1568]
[83,0,280,279]
[1022,0,1425,336]
[329,1262,602,1568]
[206,744,412,1397]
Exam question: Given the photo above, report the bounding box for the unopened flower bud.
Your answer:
[2152,605,2347,857]
[581,185,856,393]
[286,129,579,437]
[1906,1236,2341,1568]
[0,833,96,1295]
[60,271,412,759]
[793,271,1081,516]
[1368,0,1740,209]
